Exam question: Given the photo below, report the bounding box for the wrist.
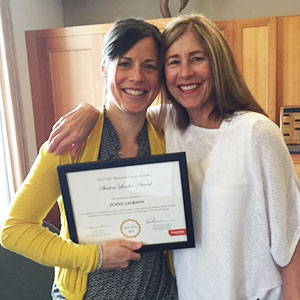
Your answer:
[96,244,103,270]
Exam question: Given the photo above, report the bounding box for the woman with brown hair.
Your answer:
[1,18,177,300]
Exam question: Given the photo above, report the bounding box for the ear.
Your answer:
[101,64,107,80]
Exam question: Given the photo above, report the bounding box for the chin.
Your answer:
[123,106,148,115]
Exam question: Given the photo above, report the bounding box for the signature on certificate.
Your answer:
[146,217,161,224]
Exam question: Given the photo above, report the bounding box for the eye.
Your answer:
[118,60,131,68]
[166,59,180,67]
[192,56,205,62]
[144,63,158,71]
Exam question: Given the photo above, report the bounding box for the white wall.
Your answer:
[61,0,300,26]
[10,0,64,166]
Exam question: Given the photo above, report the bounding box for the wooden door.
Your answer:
[26,23,113,150]
[277,15,300,124]
[233,17,277,122]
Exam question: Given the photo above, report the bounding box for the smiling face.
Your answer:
[104,37,160,115]
[165,29,214,122]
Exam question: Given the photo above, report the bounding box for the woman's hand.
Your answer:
[47,103,99,156]
[101,240,142,270]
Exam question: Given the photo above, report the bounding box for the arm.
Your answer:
[47,103,99,156]
[253,118,300,298]
[0,143,98,272]
[0,143,141,271]
[281,240,300,299]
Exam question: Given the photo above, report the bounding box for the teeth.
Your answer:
[180,84,198,91]
[124,89,144,96]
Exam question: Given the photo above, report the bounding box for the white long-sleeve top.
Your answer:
[153,106,300,300]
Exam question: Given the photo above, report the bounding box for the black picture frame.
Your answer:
[57,152,195,252]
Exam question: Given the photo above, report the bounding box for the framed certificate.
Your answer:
[57,152,195,252]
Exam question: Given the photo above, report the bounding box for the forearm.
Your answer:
[1,214,98,272]
[281,239,300,299]
[0,143,99,273]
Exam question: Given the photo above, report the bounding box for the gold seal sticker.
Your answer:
[120,219,141,238]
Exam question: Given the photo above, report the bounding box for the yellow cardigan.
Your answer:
[0,111,165,300]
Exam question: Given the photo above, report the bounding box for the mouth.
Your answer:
[178,84,200,92]
[123,88,147,96]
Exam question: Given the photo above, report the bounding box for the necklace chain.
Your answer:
[118,143,137,158]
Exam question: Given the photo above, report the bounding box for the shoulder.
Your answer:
[147,105,161,126]
[243,112,283,142]
[79,111,104,150]
[147,104,174,124]
[237,112,291,162]
[38,142,62,166]
[230,111,280,137]
[222,112,287,153]
[230,111,271,126]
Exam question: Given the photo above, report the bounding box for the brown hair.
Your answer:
[103,18,165,73]
[162,14,266,130]
[102,18,166,133]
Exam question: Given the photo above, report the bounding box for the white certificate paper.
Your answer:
[58,152,194,251]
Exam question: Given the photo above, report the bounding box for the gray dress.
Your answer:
[52,112,178,300]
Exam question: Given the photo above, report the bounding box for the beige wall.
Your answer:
[61,0,300,26]
[10,0,64,166]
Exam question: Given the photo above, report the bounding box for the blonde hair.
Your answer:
[162,14,266,130]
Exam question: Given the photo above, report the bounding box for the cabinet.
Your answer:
[26,24,112,150]
[277,16,300,181]
[216,17,277,123]
[234,17,277,123]
[223,15,300,126]
[277,15,300,123]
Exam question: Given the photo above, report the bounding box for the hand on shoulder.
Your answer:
[47,103,99,156]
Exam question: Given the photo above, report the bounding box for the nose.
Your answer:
[129,65,144,82]
[179,61,193,79]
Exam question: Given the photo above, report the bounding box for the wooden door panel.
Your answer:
[277,16,300,123]
[49,47,101,118]
[27,27,108,149]
[234,17,277,122]
[242,26,269,108]
[38,34,104,147]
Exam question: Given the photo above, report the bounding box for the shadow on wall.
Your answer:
[0,223,58,300]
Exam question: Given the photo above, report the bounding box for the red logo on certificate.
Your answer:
[169,229,187,236]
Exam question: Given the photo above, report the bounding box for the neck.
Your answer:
[188,103,223,129]
[105,104,146,157]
